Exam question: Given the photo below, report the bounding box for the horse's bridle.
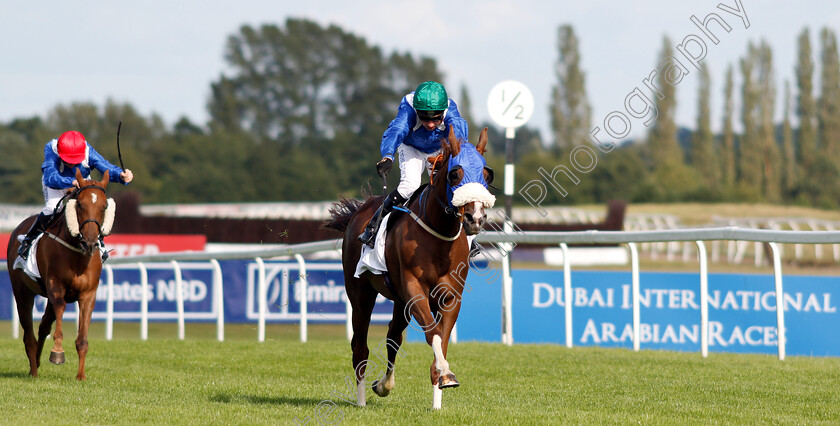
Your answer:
[44,185,108,255]
[72,185,108,237]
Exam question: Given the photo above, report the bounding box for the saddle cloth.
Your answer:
[354,213,392,278]
[13,234,44,281]
[352,212,476,278]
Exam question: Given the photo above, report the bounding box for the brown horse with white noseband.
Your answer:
[6,169,116,380]
[324,127,495,409]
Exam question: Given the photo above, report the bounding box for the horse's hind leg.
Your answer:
[11,283,38,377]
[373,300,409,398]
[346,276,378,407]
[74,292,95,380]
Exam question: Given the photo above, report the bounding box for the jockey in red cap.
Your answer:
[15,130,134,263]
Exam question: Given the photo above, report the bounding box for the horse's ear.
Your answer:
[75,168,84,185]
[476,127,489,155]
[447,125,461,157]
[100,170,110,189]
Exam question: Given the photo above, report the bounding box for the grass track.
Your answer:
[1,323,839,424]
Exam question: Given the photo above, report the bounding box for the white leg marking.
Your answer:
[431,335,450,373]
[357,380,366,407]
[433,384,442,410]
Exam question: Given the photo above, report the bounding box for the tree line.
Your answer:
[547,26,840,208]
[0,19,838,209]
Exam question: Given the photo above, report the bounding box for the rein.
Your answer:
[394,205,462,241]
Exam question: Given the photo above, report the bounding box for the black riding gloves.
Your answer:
[376,158,393,177]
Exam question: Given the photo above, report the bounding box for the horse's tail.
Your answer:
[322,197,365,233]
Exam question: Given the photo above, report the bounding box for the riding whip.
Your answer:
[116,121,125,170]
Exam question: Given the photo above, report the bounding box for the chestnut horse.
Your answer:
[5,169,116,380]
[324,127,495,409]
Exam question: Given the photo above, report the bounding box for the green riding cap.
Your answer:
[413,81,448,112]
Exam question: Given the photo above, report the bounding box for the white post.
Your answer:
[769,242,786,361]
[171,261,185,340]
[256,257,266,342]
[294,254,308,343]
[560,243,572,348]
[139,262,148,341]
[628,243,640,352]
[210,259,224,342]
[105,265,114,341]
[501,239,513,346]
[695,241,709,358]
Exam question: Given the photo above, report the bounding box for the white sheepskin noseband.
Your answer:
[65,199,79,236]
[451,182,496,208]
[102,198,116,235]
[64,198,116,237]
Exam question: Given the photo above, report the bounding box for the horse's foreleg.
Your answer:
[36,301,57,369]
[403,285,456,410]
[74,293,96,380]
[12,285,38,377]
[347,278,378,407]
[48,295,67,365]
[373,300,409,398]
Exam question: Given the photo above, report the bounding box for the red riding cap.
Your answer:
[57,131,87,164]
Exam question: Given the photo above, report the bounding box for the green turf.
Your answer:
[1,322,839,424]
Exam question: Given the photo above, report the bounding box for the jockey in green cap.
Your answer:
[359,81,469,247]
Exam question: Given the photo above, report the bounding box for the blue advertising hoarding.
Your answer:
[2,261,839,356]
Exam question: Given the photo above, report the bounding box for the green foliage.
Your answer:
[797,28,818,183]
[550,24,592,151]
[720,65,737,188]
[819,28,840,167]
[691,63,718,191]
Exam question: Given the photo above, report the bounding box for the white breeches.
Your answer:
[41,183,67,215]
[397,144,442,199]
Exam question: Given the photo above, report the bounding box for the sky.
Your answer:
[2,0,839,143]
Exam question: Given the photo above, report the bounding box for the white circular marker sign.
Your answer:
[487,80,534,129]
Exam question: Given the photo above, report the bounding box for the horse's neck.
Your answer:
[422,173,460,237]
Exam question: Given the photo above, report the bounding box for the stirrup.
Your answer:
[358,226,376,248]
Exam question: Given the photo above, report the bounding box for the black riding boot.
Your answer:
[358,190,407,248]
[17,213,53,260]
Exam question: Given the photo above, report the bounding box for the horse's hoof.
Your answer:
[439,373,459,389]
[372,380,391,397]
[49,351,65,365]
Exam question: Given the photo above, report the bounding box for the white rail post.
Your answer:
[256,257,266,342]
[210,259,224,342]
[294,254,308,343]
[769,242,786,361]
[171,261,185,340]
[139,262,149,341]
[105,265,114,341]
[695,241,709,358]
[628,242,641,352]
[560,243,572,348]
[502,239,513,346]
